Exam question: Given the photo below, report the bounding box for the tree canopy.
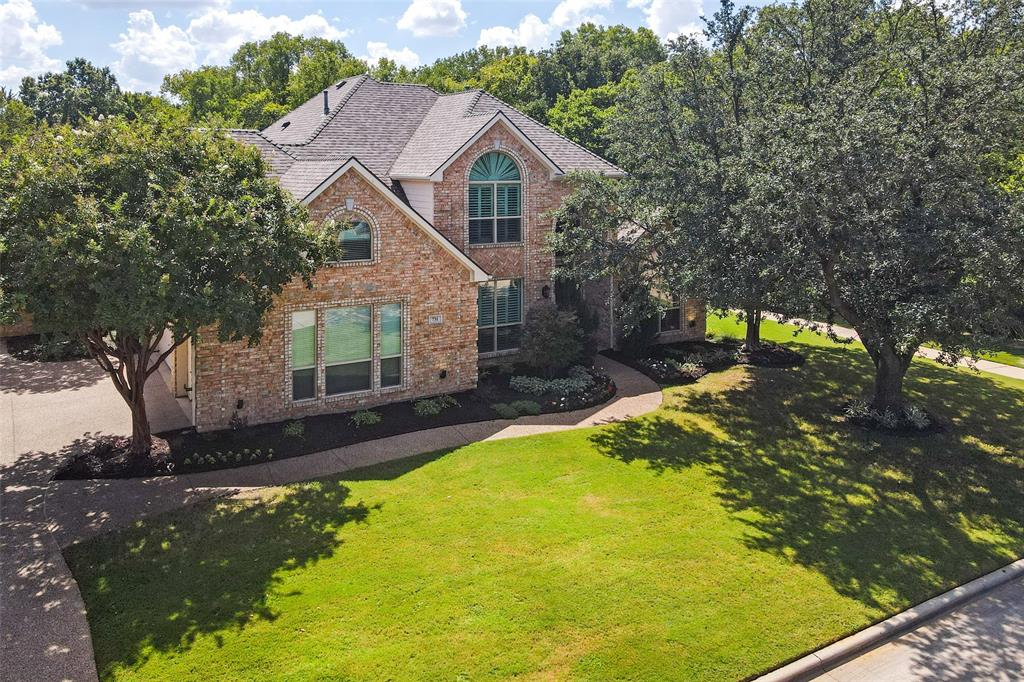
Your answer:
[19,58,124,125]
[553,0,1024,415]
[0,117,337,456]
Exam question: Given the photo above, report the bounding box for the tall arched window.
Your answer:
[468,152,521,244]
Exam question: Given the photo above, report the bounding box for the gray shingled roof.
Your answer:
[232,75,623,203]
[225,129,295,177]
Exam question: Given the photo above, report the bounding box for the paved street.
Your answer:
[818,578,1024,681]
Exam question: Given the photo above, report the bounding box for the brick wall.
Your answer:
[432,123,570,322]
[193,170,479,431]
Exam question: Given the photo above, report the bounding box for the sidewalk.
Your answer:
[787,318,1024,381]
[1,354,660,682]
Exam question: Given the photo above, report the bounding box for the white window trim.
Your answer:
[283,297,409,406]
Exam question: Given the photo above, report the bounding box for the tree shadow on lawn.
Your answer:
[64,479,378,679]
[590,346,1024,614]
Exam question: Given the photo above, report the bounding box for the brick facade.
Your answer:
[432,123,570,336]
[192,170,479,431]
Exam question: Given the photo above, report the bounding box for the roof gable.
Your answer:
[304,158,489,282]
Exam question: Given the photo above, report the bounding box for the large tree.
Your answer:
[0,117,336,457]
[744,0,1024,411]
[19,58,124,125]
[552,2,809,348]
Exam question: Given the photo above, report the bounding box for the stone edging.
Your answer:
[755,557,1024,681]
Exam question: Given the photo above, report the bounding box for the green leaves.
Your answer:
[0,116,324,348]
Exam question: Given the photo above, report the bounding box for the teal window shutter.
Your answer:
[470,152,521,181]
[291,310,316,368]
[496,184,520,217]
[380,303,402,357]
[324,306,371,364]
[477,284,494,327]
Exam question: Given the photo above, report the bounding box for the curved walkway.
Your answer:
[1,353,660,682]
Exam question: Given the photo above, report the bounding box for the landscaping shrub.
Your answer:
[843,399,936,433]
[509,400,542,416]
[7,333,90,362]
[491,403,520,419]
[510,365,595,397]
[413,399,443,417]
[413,394,459,417]
[282,420,305,438]
[350,410,382,428]
[518,305,587,377]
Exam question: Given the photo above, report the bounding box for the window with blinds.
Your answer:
[324,306,372,395]
[380,303,402,388]
[477,279,522,354]
[338,219,372,262]
[468,152,521,245]
[291,310,316,400]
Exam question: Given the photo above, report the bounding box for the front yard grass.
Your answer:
[66,329,1024,681]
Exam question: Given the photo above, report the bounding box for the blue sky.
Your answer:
[1,0,718,93]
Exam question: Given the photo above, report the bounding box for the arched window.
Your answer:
[468,152,522,244]
[338,219,372,261]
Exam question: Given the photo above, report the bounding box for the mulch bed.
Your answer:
[837,401,949,437]
[53,365,615,480]
[734,342,806,368]
[6,333,91,362]
[607,338,805,385]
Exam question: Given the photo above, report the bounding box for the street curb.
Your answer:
[754,557,1024,681]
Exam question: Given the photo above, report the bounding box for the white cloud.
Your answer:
[362,41,421,68]
[188,9,349,64]
[629,0,703,41]
[108,4,351,92]
[0,0,62,89]
[477,0,610,49]
[111,10,195,91]
[396,0,467,37]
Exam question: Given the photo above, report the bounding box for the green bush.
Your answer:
[510,366,595,397]
[350,409,382,428]
[282,420,305,438]
[518,305,587,377]
[491,402,519,419]
[509,400,542,415]
[413,398,442,417]
[413,394,459,417]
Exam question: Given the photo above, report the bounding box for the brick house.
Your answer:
[175,75,705,431]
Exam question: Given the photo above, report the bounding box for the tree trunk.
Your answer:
[744,307,762,350]
[129,388,152,456]
[869,344,911,413]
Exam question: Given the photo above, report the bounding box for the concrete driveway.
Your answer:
[818,578,1024,681]
[0,345,189,682]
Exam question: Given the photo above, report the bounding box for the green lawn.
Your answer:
[707,312,1024,369]
[67,329,1024,681]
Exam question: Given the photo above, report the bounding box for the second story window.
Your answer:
[338,219,372,262]
[469,152,521,245]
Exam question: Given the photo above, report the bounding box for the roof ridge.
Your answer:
[222,128,298,160]
[474,90,625,174]
[365,76,442,95]
[275,74,370,148]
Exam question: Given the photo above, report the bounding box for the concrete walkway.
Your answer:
[1,346,191,682]
[817,577,1024,681]
[1,351,659,681]
[787,318,1024,381]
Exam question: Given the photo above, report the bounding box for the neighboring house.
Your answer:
[170,75,705,431]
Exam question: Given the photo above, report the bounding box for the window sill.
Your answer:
[479,348,520,359]
[326,259,376,267]
[468,242,523,249]
[324,388,374,402]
